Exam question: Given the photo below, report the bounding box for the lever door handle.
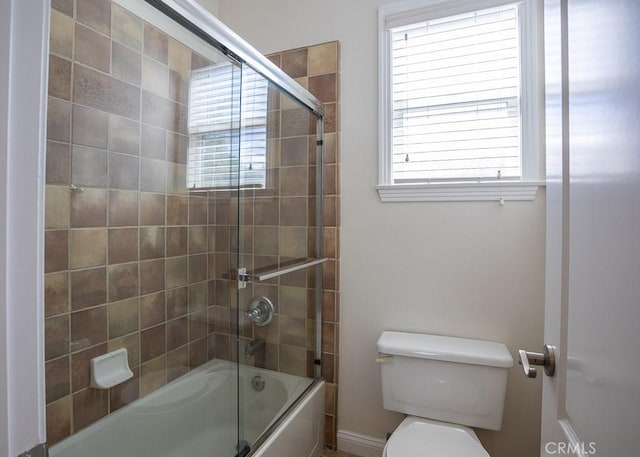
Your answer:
[517,344,556,378]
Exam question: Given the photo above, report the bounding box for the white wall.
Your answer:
[0,1,49,456]
[214,1,546,456]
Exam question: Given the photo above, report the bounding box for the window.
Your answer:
[378,0,543,202]
[188,63,268,190]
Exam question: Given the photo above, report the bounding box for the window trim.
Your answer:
[377,0,544,202]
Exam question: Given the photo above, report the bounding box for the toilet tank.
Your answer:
[377,331,513,431]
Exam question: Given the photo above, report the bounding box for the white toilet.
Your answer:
[376,331,514,457]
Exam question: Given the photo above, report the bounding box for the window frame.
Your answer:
[377,0,544,202]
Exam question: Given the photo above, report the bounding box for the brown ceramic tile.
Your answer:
[280,166,308,197]
[46,397,71,445]
[140,158,167,193]
[72,104,109,149]
[140,291,165,329]
[73,388,108,432]
[166,346,188,382]
[279,345,307,376]
[166,164,187,196]
[324,102,337,133]
[254,226,278,256]
[214,333,230,360]
[189,195,207,224]
[140,259,165,295]
[140,355,166,396]
[45,185,69,229]
[189,337,207,368]
[321,352,335,383]
[169,70,189,105]
[166,256,187,289]
[168,38,191,77]
[71,145,108,188]
[282,49,307,78]
[167,195,188,225]
[214,225,230,253]
[110,115,139,156]
[141,124,166,160]
[166,131,187,165]
[48,54,72,100]
[266,53,281,68]
[52,0,73,17]
[108,333,140,367]
[281,108,315,138]
[108,297,138,339]
[254,197,279,225]
[308,73,337,104]
[278,227,307,259]
[214,199,230,225]
[69,228,106,269]
[279,286,306,319]
[143,24,168,64]
[140,193,165,225]
[280,316,306,347]
[108,228,138,264]
[166,286,188,319]
[142,56,169,98]
[74,64,140,120]
[325,382,337,416]
[323,195,337,228]
[45,272,69,317]
[109,367,139,412]
[324,132,338,164]
[322,291,337,323]
[46,141,70,184]
[108,190,137,227]
[188,226,207,254]
[108,263,138,302]
[112,41,142,85]
[70,305,108,351]
[308,42,339,76]
[166,316,188,351]
[111,4,142,51]
[188,282,207,314]
[323,259,338,290]
[280,197,307,226]
[70,267,107,310]
[188,254,207,284]
[281,136,308,166]
[322,322,336,353]
[324,415,336,449]
[141,324,166,363]
[47,97,71,142]
[142,90,187,134]
[45,314,69,360]
[45,230,68,273]
[77,0,111,36]
[210,306,230,334]
[71,344,107,391]
[140,226,165,260]
[74,23,110,73]
[109,152,139,190]
[166,226,187,257]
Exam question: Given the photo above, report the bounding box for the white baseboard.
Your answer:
[336,429,386,457]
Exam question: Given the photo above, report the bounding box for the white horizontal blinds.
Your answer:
[188,62,268,189]
[391,4,521,183]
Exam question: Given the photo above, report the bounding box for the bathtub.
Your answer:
[50,359,325,457]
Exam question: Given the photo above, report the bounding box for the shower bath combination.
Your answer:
[44,0,330,455]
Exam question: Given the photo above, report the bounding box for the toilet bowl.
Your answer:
[377,331,513,456]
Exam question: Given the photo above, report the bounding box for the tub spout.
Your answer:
[245,338,265,357]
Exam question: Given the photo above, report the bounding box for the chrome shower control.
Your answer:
[244,296,274,327]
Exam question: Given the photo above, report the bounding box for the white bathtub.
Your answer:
[50,359,325,457]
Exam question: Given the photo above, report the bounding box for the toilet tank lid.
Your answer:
[377,332,514,368]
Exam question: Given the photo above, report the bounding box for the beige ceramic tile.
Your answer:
[308,42,338,76]
[69,229,106,269]
[45,185,69,229]
[50,10,74,58]
[168,37,191,77]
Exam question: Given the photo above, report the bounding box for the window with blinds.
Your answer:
[389,3,521,183]
[188,63,268,190]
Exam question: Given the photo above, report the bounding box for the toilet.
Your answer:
[376,331,513,457]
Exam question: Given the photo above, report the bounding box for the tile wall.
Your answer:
[45,0,222,444]
[45,0,340,450]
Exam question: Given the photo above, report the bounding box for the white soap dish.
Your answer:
[90,348,134,389]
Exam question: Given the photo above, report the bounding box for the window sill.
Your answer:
[376,181,545,203]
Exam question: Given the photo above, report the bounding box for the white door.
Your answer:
[539,0,640,456]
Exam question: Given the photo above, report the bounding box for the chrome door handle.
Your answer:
[517,344,556,378]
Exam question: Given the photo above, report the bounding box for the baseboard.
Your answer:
[336,429,385,457]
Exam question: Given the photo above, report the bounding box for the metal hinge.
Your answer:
[238,267,247,290]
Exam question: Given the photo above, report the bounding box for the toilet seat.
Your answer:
[383,417,490,457]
